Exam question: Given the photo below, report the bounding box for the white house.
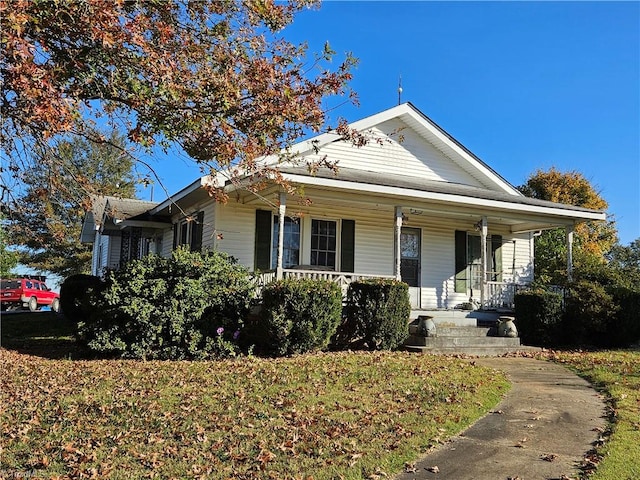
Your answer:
[81,103,606,311]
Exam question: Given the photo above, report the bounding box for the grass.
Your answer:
[0,313,509,479]
[3,313,637,479]
[1,311,80,359]
[548,350,640,480]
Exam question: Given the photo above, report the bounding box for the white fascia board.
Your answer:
[149,176,211,214]
[281,104,411,160]
[118,220,172,230]
[281,173,606,222]
[274,103,521,197]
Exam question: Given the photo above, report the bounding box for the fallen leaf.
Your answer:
[426,465,439,473]
[541,453,558,462]
[404,462,417,473]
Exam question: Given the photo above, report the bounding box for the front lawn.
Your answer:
[0,314,509,479]
[549,350,640,480]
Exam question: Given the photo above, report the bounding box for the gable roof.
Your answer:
[80,196,161,242]
[280,102,522,196]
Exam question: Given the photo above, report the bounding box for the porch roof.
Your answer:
[233,166,606,234]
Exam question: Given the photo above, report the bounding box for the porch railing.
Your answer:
[484,282,565,310]
[485,281,527,310]
[255,269,396,288]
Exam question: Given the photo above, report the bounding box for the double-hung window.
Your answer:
[310,219,337,269]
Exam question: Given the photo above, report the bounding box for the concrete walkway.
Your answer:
[396,357,607,480]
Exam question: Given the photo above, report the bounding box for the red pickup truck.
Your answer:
[0,278,60,312]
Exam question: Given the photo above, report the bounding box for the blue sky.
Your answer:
[147,1,639,245]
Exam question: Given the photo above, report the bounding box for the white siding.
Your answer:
[511,233,534,284]
[173,195,536,308]
[300,118,486,188]
[214,202,257,268]
[161,229,173,258]
[297,202,396,275]
[200,201,217,250]
[107,235,121,270]
[421,225,461,310]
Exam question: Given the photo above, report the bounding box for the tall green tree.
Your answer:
[518,167,617,284]
[606,239,640,288]
[0,216,19,278]
[6,130,137,278]
[1,0,357,203]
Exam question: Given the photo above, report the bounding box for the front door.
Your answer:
[400,227,421,308]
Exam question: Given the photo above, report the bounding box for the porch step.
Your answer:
[403,320,539,357]
[405,333,519,348]
[410,309,512,328]
[404,344,541,356]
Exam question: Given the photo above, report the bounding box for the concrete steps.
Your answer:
[404,310,541,356]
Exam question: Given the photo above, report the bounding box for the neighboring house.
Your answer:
[81,103,606,310]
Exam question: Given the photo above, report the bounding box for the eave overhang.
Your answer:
[226,167,606,234]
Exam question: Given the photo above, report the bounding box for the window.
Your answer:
[311,219,336,268]
[455,231,502,293]
[271,216,300,269]
[173,212,204,251]
[255,211,355,272]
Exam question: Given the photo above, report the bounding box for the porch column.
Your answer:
[566,225,574,283]
[276,192,286,280]
[394,206,403,280]
[480,216,488,309]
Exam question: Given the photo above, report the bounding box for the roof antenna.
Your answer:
[398,75,403,105]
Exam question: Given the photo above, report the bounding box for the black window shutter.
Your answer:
[190,211,204,251]
[491,235,503,282]
[455,230,467,293]
[255,210,272,271]
[172,223,178,250]
[340,219,355,273]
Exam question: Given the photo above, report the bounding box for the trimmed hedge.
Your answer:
[338,279,411,350]
[77,247,255,359]
[253,278,342,356]
[514,289,564,347]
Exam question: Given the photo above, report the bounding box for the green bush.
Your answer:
[565,259,640,347]
[339,279,410,350]
[78,247,255,359]
[564,280,619,347]
[514,289,564,347]
[609,287,640,347]
[254,279,342,356]
[59,274,106,323]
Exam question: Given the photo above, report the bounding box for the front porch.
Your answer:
[256,267,529,311]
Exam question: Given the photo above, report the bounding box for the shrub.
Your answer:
[339,279,410,350]
[514,289,563,347]
[254,278,342,356]
[59,274,106,323]
[78,247,255,359]
[609,287,640,347]
[564,280,618,347]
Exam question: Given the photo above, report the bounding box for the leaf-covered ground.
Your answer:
[0,348,509,479]
[548,350,640,480]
